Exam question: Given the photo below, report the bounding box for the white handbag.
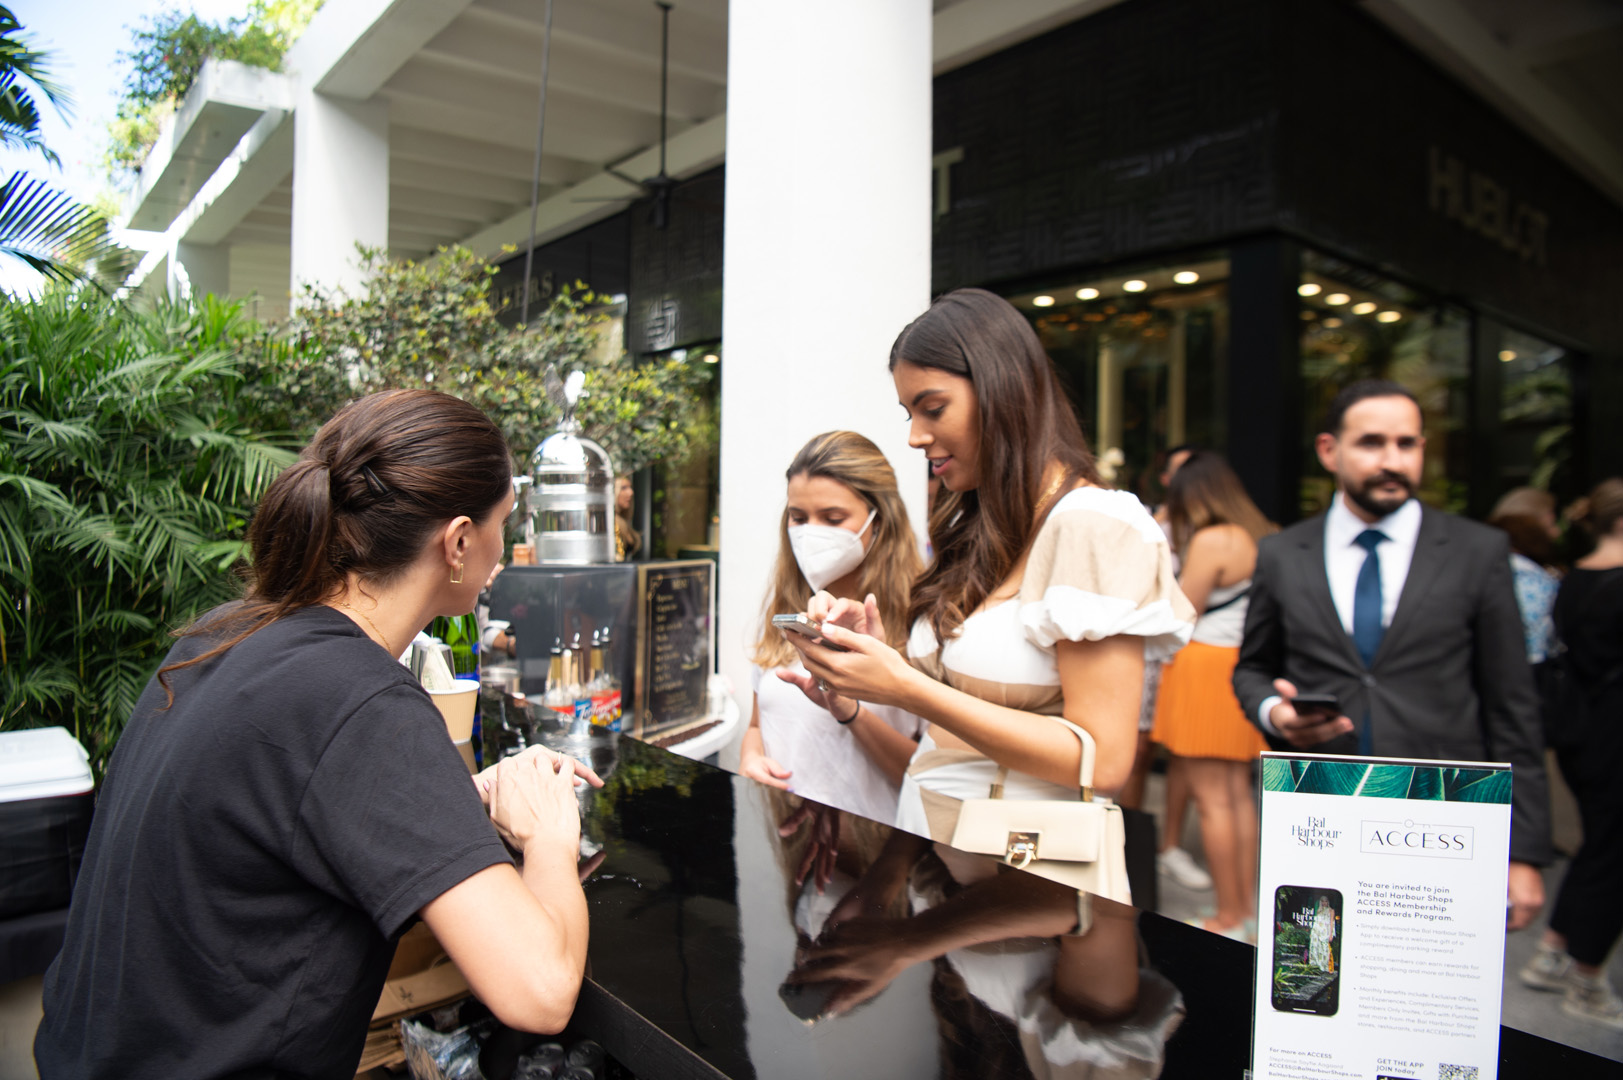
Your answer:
[949,716,1132,906]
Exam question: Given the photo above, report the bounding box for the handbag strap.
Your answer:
[987,715,1097,801]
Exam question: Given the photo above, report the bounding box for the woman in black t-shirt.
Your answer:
[36,390,598,1080]
[1518,478,1623,1032]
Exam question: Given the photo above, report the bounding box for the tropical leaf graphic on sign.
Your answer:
[1295,761,1366,796]
[1262,759,1511,804]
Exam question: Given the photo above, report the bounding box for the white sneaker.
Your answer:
[1157,847,1213,890]
[1518,943,1573,991]
[1561,973,1623,1031]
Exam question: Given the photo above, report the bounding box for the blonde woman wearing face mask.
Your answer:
[741,432,925,824]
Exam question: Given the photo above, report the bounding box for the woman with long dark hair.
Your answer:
[1520,479,1623,1030]
[37,390,598,1079]
[742,431,924,823]
[1150,450,1274,938]
[788,289,1193,892]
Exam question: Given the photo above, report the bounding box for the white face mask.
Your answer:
[788,509,876,592]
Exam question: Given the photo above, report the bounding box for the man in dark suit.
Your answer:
[1234,380,1551,928]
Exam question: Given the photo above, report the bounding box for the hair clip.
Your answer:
[360,465,391,498]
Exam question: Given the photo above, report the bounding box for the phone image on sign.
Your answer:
[1271,886,1342,1016]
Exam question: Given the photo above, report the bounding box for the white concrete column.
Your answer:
[717,0,933,760]
[167,240,230,302]
[290,90,388,296]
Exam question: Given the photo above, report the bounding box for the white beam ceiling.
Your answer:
[170,0,1623,307]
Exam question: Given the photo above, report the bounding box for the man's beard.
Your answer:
[1345,471,1414,518]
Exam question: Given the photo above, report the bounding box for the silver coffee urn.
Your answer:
[526,374,616,565]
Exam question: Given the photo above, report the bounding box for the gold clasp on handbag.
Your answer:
[1005,832,1039,869]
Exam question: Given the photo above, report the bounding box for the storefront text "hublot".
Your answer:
[1428,147,1549,266]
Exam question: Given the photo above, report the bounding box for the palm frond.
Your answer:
[0,172,123,284]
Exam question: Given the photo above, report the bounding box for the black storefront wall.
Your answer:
[491,214,631,325]
[932,0,1623,518]
[626,168,725,356]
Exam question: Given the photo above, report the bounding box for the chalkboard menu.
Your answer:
[634,560,714,737]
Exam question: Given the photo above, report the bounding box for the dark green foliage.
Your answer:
[268,246,713,475]
[0,289,296,772]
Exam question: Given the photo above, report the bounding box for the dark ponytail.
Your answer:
[159,389,513,699]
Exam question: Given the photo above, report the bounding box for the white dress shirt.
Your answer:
[1259,493,1424,731]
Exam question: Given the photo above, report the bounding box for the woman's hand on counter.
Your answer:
[476,746,603,810]
[484,749,591,859]
[740,750,793,790]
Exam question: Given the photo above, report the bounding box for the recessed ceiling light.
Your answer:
[1298,283,1322,297]
[1033,295,1055,307]
[703,354,719,364]
[1352,301,1377,315]
[1325,293,1350,305]
[1499,349,1517,362]
[1122,280,1147,292]
[1076,287,1100,300]
[1376,310,1401,323]
[1173,271,1199,284]
[1323,317,1343,328]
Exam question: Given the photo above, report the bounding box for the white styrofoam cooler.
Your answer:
[0,726,93,803]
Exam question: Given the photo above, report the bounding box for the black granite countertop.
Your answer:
[542,736,1614,1080]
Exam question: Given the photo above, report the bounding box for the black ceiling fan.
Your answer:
[575,1,699,230]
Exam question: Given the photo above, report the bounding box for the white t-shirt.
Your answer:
[751,662,923,823]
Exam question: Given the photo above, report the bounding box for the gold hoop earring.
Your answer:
[450,562,464,585]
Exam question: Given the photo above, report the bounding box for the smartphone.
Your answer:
[1290,693,1341,718]
[778,975,845,1025]
[771,613,849,651]
[1270,886,1342,1016]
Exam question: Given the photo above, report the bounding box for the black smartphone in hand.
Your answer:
[1290,693,1341,718]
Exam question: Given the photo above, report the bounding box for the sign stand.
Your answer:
[1252,753,1512,1080]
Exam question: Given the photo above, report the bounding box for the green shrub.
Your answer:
[0,288,295,771]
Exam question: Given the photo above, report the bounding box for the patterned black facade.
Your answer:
[626,168,725,355]
[931,0,1623,359]
[929,0,1623,488]
[491,213,630,325]
[932,0,1281,293]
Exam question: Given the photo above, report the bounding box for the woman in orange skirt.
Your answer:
[1152,452,1273,938]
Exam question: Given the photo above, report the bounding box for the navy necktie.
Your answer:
[1352,529,1387,668]
[1352,529,1387,756]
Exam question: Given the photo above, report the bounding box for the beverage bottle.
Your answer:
[591,627,623,732]
[569,632,593,735]
[544,639,574,725]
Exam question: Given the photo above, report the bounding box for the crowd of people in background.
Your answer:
[741,296,1623,1035]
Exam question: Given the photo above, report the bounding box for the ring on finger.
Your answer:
[816,679,831,693]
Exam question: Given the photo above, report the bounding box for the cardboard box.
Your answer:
[356,923,473,1076]
[372,922,471,1024]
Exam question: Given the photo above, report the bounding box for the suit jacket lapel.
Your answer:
[1373,505,1448,666]
[1300,515,1363,668]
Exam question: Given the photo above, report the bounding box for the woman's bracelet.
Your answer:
[834,697,861,725]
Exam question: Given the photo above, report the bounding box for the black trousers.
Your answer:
[1549,702,1623,967]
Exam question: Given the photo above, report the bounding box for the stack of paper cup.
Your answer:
[428,679,479,772]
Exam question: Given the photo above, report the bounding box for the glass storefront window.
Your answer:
[1012,257,1230,505]
[1298,251,1470,516]
[1495,326,1574,497]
